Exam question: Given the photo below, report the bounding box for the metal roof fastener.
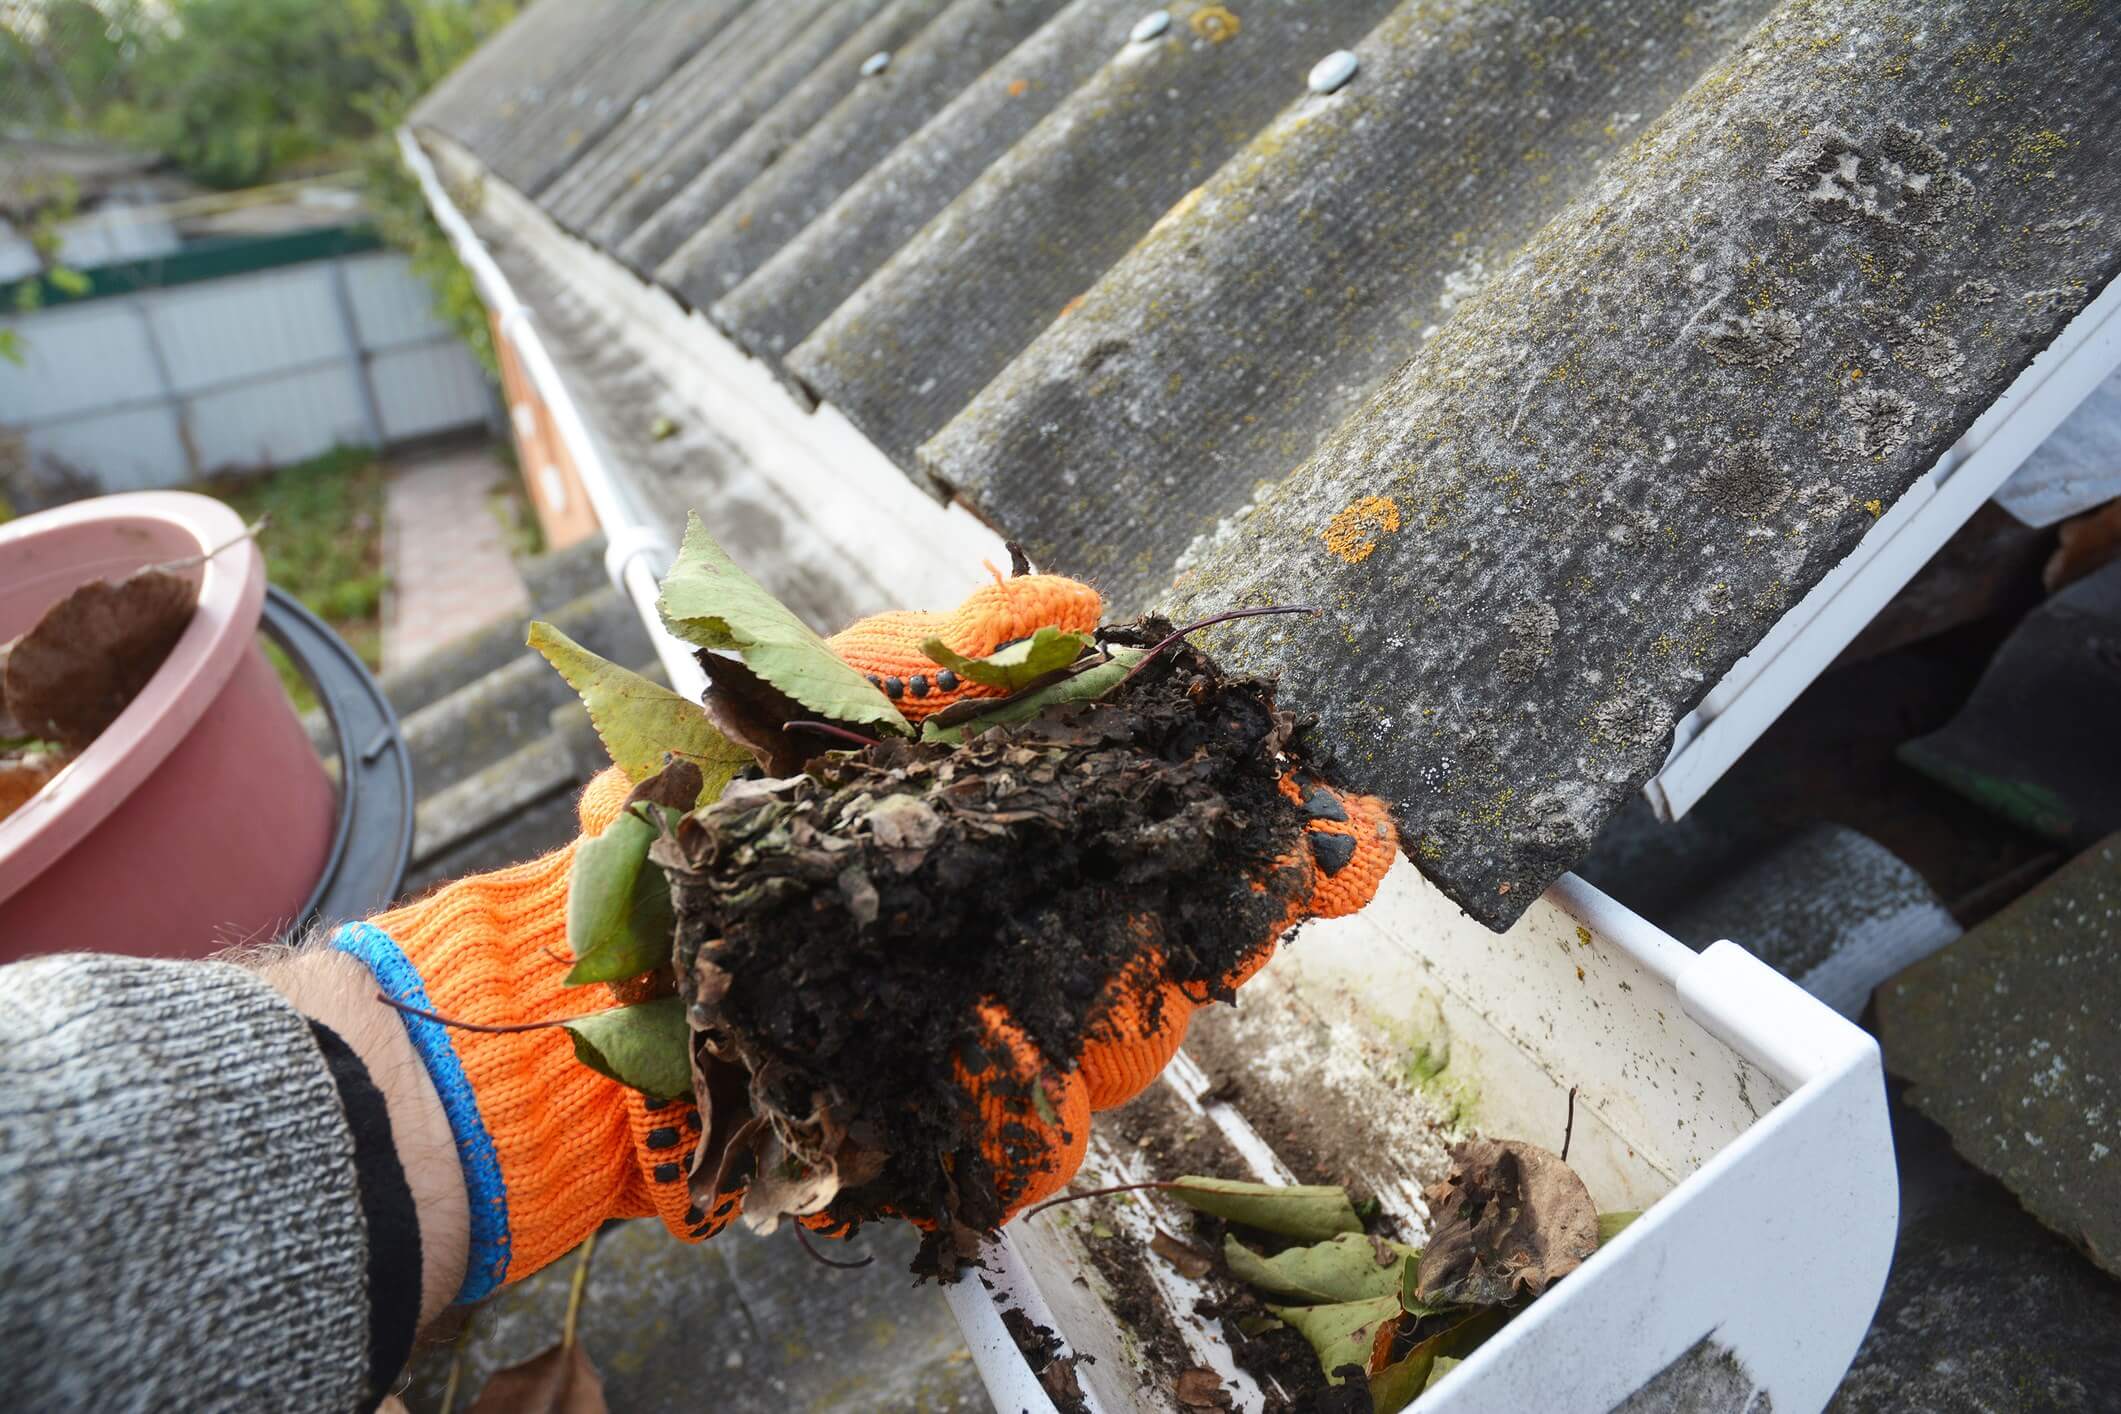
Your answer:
[1309,50,1360,95]
[860,50,892,77]
[1129,11,1170,44]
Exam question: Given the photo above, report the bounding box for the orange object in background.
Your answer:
[491,309,599,551]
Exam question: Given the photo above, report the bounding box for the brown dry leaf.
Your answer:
[1415,1138,1599,1308]
[1150,1229,1215,1280]
[1364,1307,1505,1414]
[0,749,70,823]
[4,567,198,750]
[865,792,942,874]
[739,1124,841,1234]
[1174,1367,1233,1409]
[699,652,812,777]
[468,1340,607,1414]
[622,756,704,815]
[1038,1354,1087,1408]
[2045,497,2121,593]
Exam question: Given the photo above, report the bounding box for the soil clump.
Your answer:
[661,626,1322,1268]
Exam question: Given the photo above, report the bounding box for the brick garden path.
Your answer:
[382,445,531,673]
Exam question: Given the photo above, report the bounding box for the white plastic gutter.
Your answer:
[397,126,708,704]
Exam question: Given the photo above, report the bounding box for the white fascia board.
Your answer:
[1648,270,2121,822]
[397,126,709,703]
[404,131,1011,625]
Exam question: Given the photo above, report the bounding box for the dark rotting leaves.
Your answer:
[657,623,1325,1269]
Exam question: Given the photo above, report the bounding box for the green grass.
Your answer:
[197,446,387,712]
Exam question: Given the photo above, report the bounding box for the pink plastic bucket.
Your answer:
[0,492,335,961]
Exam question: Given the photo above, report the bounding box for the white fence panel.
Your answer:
[26,404,190,491]
[371,342,492,442]
[1,245,493,494]
[0,299,164,423]
[342,250,453,347]
[188,364,372,472]
[147,264,347,393]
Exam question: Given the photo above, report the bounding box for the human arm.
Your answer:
[0,951,435,1412]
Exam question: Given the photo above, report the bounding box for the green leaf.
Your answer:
[564,996,691,1099]
[528,620,750,796]
[564,809,676,985]
[920,625,1093,690]
[920,649,1146,745]
[656,513,909,734]
[1166,1177,1365,1241]
[47,265,91,296]
[1365,1308,1505,1414]
[1397,1244,1458,1320]
[1423,1356,1463,1394]
[1598,1210,1643,1245]
[0,328,23,366]
[1225,1232,1418,1303]
[1265,1294,1399,1385]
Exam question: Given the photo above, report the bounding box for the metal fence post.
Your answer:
[132,293,200,483]
[328,256,389,451]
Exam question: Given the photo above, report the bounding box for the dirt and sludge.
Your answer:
[1002,996,1468,1412]
[662,626,1331,1263]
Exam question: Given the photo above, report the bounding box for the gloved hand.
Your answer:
[340,569,1394,1298]
[333,767,694,1303]
[836,568,1397,1224]
[954,768,1396,1223]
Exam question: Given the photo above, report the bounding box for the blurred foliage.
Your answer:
[201,445,387,710]
[2,170,88,364]
[2,0,519,370]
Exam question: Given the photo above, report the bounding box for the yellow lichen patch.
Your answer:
[1864,498,1884,518]
[1189,4,1239,44]
[1322,496,1402,564]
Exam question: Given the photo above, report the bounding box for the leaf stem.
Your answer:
[1118,604,1323,691]
[1561,1085,1578,1164]
[436,1309,478,1414]
[561,1228,598,1350]
[1022,1179,1184,1221]
[146,517,269,574]
[374,992,609,1035]
[782,720,881,749]
[791,1223,876,1270]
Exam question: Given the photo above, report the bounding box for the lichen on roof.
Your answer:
[1160,0,2120,928]
[411,0,2121,931]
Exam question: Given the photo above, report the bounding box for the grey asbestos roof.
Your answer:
[413,0,2121,930]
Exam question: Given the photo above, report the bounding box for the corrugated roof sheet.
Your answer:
[412,0,2121,929]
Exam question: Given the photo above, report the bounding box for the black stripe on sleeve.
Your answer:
[307,1019,421,1410]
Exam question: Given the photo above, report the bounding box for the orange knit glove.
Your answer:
[340,569,1394,1297]
[824,570,1102,721]
[956,774,1397,1221]
[332,768,711,1302]
[826,570,1392,1215]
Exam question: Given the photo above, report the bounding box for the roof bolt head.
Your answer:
[1130,10,1170,43]
[1308,50,1359,95]
[860,50,891,77]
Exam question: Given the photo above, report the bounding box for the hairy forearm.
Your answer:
[254,948,469,1328]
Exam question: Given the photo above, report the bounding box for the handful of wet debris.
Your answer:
[527,516,1352,1268]
[662,629,1314,1255]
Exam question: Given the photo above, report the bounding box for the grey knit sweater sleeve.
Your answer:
[0,954,374,1412]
